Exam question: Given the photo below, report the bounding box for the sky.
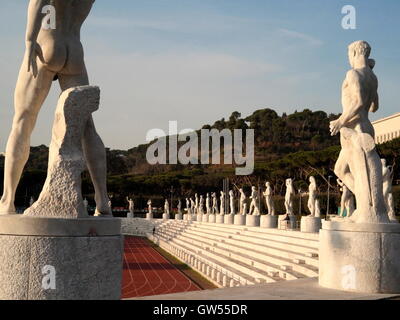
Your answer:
[0,0,399,151]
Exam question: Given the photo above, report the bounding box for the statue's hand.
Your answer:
[25,41,43,78]
[330,119,342,136]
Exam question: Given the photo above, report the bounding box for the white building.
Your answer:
[372,113,400,144]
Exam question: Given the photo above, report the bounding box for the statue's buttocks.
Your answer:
[36,0,95,75]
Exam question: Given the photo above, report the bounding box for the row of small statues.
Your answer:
[122,157,396,221]
[29,156,393,221]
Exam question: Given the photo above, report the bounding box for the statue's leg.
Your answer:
[334,149,355,194]
[58,72,111,215]
[0,63,54,214]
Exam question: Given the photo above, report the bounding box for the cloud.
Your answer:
[277,28,323,47]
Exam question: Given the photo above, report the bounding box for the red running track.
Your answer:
[122,236,201,299]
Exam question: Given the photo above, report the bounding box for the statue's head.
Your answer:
[309,176,316,184]
[381,158,387,167]
[266,181,270,187]
[348,40,371,68]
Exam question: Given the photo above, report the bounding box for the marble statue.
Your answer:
[307,176,318,217]
[164,199,170,215]
[185,198,190,214]
[194,193,199,214]
[126,197,135,216]
[0,0,110,216]
[330,41,389,224]
[239,188,246,215]
[249,186,260,215]
[229,190,236,214]
[337,179,355,217]
[190,197,195,214]
[382,159,397,222]
[285,178,295,216]
[315,199,321,218]
[147,200,152,214]
[220,191,225,215]
[199,195,205,214]
[206,193,211,214]
[211,192,218,214]
[242,203,248,215]
[177,199,182,214]
[263,182,275,215]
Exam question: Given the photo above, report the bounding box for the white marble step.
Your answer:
[155,228,291,282]
[160,228,316,278]
[149,233,258,287]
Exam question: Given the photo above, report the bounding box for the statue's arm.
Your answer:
[25,0,48,76]
[330,71,364,135]
[26,0,48,43]
[369,91,379,113]
[339,71,365,125]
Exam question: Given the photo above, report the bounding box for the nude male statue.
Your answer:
[330,41,388,223]
[307,176,318,217]
[263,182,275,216]
[337,179,355,218]
[284,178,295,216]
[0,0,111,216]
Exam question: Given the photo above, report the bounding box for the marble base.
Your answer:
[0,215,123,300]
[208,214,216,223]
[224,214,234,225]
[216,215,225,224]
[300,216,321,233]
[175,213,183,220]
[246,215,260,227]
[197,214,203,222]
[183,214,188,221]
[202,214,210,223]
[319,220,400,293]
[127,212,134,218]
[278,215,297,229]
[234,215,246,226]
[162,213,170,220]
[146,213,153,220]
[260,215,278,229]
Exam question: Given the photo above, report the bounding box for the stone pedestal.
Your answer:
[208,214,216,223]
[146,213,153,220]
[175,213,183,220]
[127,212,134,219]
[278,215,297,229]
[189,214,196,221]
[260,215,278,228]
[202,214,210,223]
[0,215,123,300]
[319,220,400,293]
[246,215,260,227]
[162,213,170,220]
[224,214,234,225]
[216,215,224,224]
[234,215,246,225]
[300,216,321,233]
[197,214,203,222]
